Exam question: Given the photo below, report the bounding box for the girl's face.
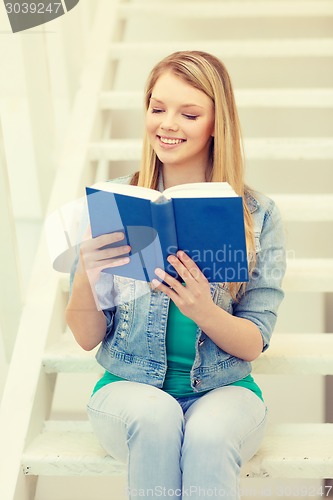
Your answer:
[146,72,215,175]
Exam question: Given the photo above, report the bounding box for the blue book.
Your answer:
[86,181,248,283]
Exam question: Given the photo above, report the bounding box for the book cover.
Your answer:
[86,181,249,283]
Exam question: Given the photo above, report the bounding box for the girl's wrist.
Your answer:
[75,255,98,288]
[193,303,220,331]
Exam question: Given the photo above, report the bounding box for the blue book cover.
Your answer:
[86,181,248,283]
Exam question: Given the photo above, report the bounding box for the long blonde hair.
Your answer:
[131,51,255,299]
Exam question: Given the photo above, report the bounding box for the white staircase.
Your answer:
[0,1,332,499]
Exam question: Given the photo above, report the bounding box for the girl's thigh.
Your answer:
[183,385,268,463]
[86,381,184,462]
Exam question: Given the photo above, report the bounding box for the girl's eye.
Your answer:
[183,114,198,120]
[151,108,164,114]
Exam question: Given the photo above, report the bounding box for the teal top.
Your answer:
[92,298,263,401]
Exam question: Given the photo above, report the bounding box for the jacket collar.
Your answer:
[245,190,259,214]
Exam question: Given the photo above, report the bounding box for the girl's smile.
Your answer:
[157,135,187,148]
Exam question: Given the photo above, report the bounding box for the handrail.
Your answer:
[0,120,23,362]
[0,1,121,498]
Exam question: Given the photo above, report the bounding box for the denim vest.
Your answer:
[72,174,286,393]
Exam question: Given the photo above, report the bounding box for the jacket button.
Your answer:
[193,379,201,387]
[198,338,205,346]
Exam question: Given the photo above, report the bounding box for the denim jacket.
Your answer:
[71,173,286,393]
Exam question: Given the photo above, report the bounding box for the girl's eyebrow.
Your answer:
[150,97,204,109]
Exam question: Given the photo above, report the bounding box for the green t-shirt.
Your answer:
[92,299,263,401]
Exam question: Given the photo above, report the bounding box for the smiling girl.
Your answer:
[66,51,286,499]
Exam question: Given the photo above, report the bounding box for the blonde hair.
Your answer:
[131,51,255,299]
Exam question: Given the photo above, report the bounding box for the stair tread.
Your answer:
[268,194,333,221]
[88,137,333,160]
[284,258,333,292]
[100,88,333,109]
[21,421,333,478]
[109,38,333,58]
[117,1,333,19]
[43,333,333,375]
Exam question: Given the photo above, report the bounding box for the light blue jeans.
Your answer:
[87,381,268,499]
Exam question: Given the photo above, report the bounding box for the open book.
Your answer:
[86,181,249,283]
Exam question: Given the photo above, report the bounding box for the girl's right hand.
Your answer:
[77,227,130,285]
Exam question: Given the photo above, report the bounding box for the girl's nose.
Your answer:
[160,114,179,132]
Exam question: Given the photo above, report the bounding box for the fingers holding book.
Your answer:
[78,229,131,282]
[152,251,214,323]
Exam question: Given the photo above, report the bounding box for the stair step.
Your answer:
[22,421,125,477]
[88,138,333,161]
[60,259,333,294]
[100,88,333,110]
[109,39,333,59]
[253,334,333,375]
[21,421,333,478]
[117,1,333,19]
[43,334,333,376]
[284,258,333,292]
[268,194,333,221]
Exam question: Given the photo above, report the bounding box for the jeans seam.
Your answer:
[87,403,130,428]
[239,406,268,449]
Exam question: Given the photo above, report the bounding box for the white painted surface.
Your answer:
[117,1,333,19]
[109,38,333,58]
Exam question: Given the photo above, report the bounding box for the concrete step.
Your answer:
[117,1,333,19]
[22,420,333,478]
[88,138,333,161]
[109,39,333,59]
[100,88,333,110]
[43,333,333,376]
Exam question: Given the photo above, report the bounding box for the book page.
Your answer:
[163,181,238,199]
[90,181,161,201]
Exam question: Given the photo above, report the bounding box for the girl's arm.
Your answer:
[65,231,130,351]
[194,305,263,362]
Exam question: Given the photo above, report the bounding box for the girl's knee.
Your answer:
[122,388,184,444]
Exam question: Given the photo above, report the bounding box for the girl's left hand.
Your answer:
[152,250,216,324]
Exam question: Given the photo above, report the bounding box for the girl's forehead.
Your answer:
[151,72,212,107]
